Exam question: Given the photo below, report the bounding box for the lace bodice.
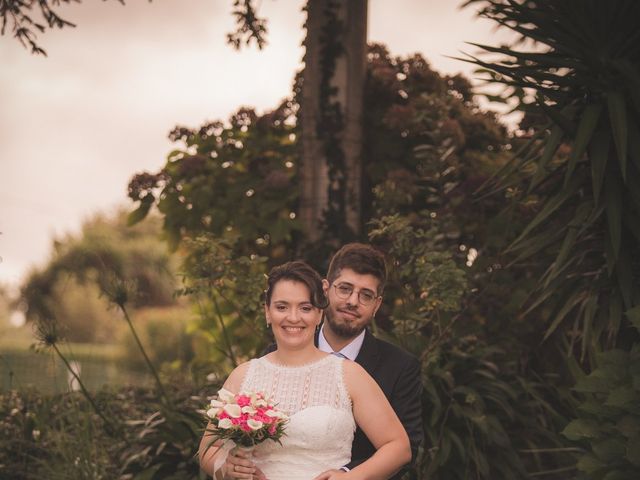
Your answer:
[240,354,355,480]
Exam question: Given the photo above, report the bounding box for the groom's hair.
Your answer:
[264,261,329,309]
[326,243,387,294]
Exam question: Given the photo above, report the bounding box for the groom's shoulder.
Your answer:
[369,333,419,367]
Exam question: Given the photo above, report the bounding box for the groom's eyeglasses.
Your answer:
[332,283,379,306]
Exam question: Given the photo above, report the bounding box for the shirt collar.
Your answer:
[318,325,366,361]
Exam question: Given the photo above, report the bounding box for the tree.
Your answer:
[1,0,122,55]
[464,0,640,358]
[300,0,367,243]
[463,1,640,477]
[20,208,177,342]
[1,0,267,55]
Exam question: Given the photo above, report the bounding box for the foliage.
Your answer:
[419,341,573,480]
[363,43,509,222]
[129,44,510,267]
[0,283,13,330]
[20,209,177,343]
[0,0,126,55]
[369,212,574,479]
[369,214,467,337]
[0,385,212,480]
[0,388,122,480]
[226,0,268,50]
[117,306,196,373]
[1,0,265,56]
[361,45,534,360]
[562,324,640,479]
[312,0,350,243]
[177,233,269,379]
[457,2,640,478]
[364,45,546,362]
[119,386,207,480]
[128,105,301,261]
[464,0,640,357]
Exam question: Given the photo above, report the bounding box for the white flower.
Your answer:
[265,409,287,420]
[241,406,257,415]
[250,393,267,407]
[247,419,263,430]
[218,418,233,429]
[217,388,235,403]
[206,407,220,419]
[210,399,224,408]
[223,404,242,418]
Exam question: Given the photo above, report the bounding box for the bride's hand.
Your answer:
[311,469,347,480]
[223,448,257,479]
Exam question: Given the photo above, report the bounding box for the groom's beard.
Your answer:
[324,306,370,339]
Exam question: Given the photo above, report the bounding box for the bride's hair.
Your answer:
[264,261,329,309]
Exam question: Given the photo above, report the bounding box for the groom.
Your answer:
[315,243,423,478]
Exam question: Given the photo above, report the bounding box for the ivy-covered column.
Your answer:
[300,0,367,243]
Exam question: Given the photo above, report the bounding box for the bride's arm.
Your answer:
[198,362,256,479]
[342,361,411,480]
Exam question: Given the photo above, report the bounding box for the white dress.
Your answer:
[240,354,356,480]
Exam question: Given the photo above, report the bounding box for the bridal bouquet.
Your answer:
[204,388,288,448]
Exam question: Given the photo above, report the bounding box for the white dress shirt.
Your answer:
[317,325,366,361]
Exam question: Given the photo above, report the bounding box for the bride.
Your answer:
[199,261,410,479]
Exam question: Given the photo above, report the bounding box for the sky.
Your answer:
[0,0,514,290]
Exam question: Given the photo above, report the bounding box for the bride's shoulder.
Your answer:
[341,359,369,383]
[341,360,379,397]
[222,360,252,392]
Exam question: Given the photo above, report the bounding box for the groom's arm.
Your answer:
[344,354,423,473]
[391,355,423,465]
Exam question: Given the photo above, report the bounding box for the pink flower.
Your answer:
[236,395,251,407]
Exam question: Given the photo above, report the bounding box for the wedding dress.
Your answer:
[240,354,355,480]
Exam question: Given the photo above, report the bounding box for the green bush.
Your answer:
[563,342,640,479]
[118,306,197,372]
[0,384,214,480]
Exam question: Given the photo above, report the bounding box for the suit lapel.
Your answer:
[355,329,380,373]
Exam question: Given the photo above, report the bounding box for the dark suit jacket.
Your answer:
[346,329,423,478]
[264,329,423,478]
